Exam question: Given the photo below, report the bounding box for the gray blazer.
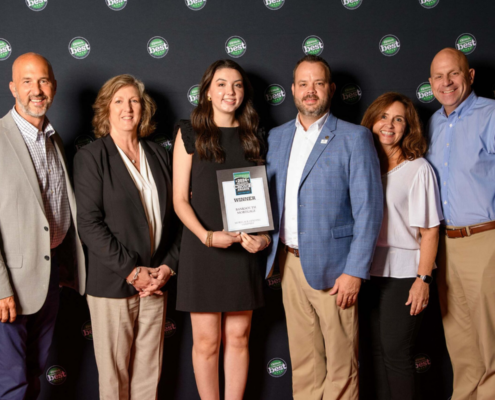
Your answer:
[0,111,86,315]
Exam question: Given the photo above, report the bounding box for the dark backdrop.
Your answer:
[1,1,493,399]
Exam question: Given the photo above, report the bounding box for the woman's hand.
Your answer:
[126,267,152,292]
[207,231,241,249]
[405,278,430,316]
[239,232,269,253]
[139,265,174,298]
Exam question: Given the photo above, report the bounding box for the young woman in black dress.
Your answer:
[173,60,269,400]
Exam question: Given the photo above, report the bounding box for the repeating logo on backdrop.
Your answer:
[106,0,127,11]
[416,82,435,103]
[342,0,363,10]
[456,33,476,55]
[188,85,200,106]
[81,320,93,340]
[379,35,400,57]
[414,353,432,373]
[69,37,91,60]
[267,358,287,377]
[419,0,439,9]
[265,84,286,106]
[46,366,67,385]
[302,36,324,56]
[185,0,207,10]
[154,135,173,151]
[234,172,252,196]
[264,0,285,10]
[164,318,177,338]
[225,36,247,58]
[266,273,282,290]
[148,37,169,59]
[0,39,12,61]
[74,135,94,151]
[26,0,48,11]
[341,84,362,105]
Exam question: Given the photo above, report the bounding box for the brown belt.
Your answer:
[285,245,300,257]
[445,220,495,239]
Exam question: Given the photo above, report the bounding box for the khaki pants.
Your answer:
[437,228,495,400]
[279,248,359,400]
[87,293,167,400]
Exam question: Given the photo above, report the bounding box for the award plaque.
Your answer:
[216,165,274,234]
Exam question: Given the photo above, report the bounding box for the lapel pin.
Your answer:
[321,136,329,144]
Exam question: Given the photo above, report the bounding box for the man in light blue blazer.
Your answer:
[265,55,383,400]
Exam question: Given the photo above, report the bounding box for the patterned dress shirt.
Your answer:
[11,107,70,248]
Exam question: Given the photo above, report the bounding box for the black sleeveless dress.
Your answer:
[175,120,265,312]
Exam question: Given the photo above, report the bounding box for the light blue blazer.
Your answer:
[265,113,383,290]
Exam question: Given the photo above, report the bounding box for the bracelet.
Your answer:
[127,267,141,285]
[260,233,271,246]
[205,231,214,248]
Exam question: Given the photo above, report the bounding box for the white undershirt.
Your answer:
[281,112,329,248]
[371,158,443,278]
[116,143,162,255]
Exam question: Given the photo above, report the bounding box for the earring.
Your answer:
[207,95,211,101]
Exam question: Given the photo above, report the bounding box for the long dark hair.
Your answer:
[361,92,427,162]
[191,59,261,163]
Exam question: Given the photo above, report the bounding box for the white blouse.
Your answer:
[116,143,162,255]
[371,158,443,278]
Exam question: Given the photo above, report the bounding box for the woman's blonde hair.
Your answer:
[92,74,156,138]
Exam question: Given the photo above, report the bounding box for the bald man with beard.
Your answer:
[426,48,495,399]
[0,53,85,399]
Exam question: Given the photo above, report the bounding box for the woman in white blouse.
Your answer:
[359,92,443,400]
[74,75,180,400]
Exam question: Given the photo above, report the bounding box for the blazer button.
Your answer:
[45,255,50,261]
[44,226,49,231]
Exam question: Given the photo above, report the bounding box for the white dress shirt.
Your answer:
[281,112,329,248]
[116,143,162,255]
[11,107,70,249]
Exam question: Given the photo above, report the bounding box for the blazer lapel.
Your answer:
[103,135,147,222]
[277,124,297,219]
[299,113,337,188]
[141,140,168,223]
[2,113,45,216]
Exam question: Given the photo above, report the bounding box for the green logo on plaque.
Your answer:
[234,172,252,196]
[302,36,324,56]
[26,0,48,11]
[342,0,362,10]
[185,0,207,10]
[419,0,439,9]
[264,0,285,10]
[0,39,12,61]
[341,84,362,105]
[69,37,91,59]
[416,83,434,103]
[147,37,169,58]
[379,35,400,57]
[46,366,67,385]
[265,84,286,106]
[188,85,200,106]
[456,33,476,55]
[267,358,288,377]
[225,36,247,58]
[106,0,127,11]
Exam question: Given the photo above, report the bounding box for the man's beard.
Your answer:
[14,88,52,118]
[294,94,330,118]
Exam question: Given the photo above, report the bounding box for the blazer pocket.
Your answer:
[6,254,23,269]
[332,224,354,239]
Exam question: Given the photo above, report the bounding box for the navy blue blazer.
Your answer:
[265,113,383,290]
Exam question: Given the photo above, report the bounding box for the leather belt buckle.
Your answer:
[285,245,300,257]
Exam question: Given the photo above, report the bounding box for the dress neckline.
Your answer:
[383,160,409,177]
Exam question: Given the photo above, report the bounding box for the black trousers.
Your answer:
[359,277,424,400]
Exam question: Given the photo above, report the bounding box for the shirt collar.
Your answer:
[295,111,329,133]
[439,90,477,119]
[11,106,55,142]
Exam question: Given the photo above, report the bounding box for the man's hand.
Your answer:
[139,265,174,298]
[0,296,16,323]
[329,274,362,310]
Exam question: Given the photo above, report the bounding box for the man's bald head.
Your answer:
[12,53,54,81]
[429,47,475,116]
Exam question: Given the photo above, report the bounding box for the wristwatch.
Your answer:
[417,274,433,284]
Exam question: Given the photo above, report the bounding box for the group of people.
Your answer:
[0,47,493,400]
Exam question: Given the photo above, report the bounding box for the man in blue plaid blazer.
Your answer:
[265,55,383,400]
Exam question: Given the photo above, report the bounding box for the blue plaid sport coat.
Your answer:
[265,113,383,290]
